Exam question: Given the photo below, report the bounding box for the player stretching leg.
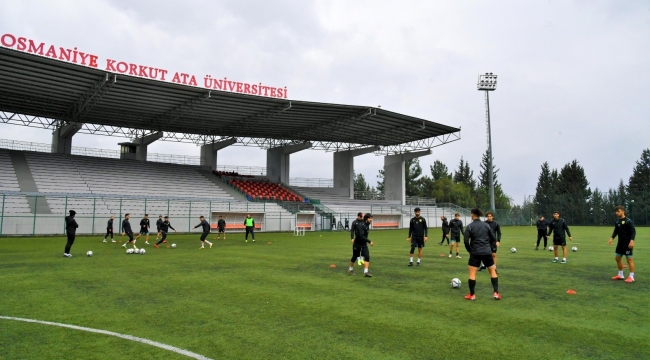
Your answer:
[609,205,636,283]
[194,215,213,249]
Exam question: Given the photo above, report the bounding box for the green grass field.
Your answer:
[1,226,648,359]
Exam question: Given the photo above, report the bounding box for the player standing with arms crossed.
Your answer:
[194,215,213,249]
[407,207,428,266]
[609,206,636,282]
[535,215,549,250]
[448,213,463,258]
[547,211,572,263]
[463,208,500,300]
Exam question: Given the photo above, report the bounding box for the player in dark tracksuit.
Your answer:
[350,212,363,264]
[135,214,151,244]
[407,207,428,266]
[608,205,636,282]
[535,216,549,250]
[547,211,572,264]
[348,213,374,277]
[155,215,164,242]
[464,208,500,300]
[439,216,450,245]
[121,214,137,249]
[448,213,464,258]
[103,215,115,242]
[193,216,213,249]
[155,216,176,248]
[217,216,226,240]
[480,211,502,272]
[63,210,78,257]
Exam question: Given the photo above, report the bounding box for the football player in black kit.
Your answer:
[350,212,363,264]
[155,216,176,248]
[135,214,151,245]
[608,206,636,283]
[103,215,116,243]
[479,211,501,272]
[121,214,137,250]
[217,215,226,240]
[348,213,374,277]
[463,208,500,300]
[63,210,78,257]
[155,215,164,242]
[535,216,549,250]
[407,207,428,266]
[448,213,463,258]
[193,215,213,249]
[547,211,572,264]
[439,216,449,245]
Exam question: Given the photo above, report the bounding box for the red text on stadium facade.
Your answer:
[0,33,287,99]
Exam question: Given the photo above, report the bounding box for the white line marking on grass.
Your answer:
[0,316,213,360]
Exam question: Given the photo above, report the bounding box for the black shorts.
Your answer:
[615,244,633,257]
[450,234,461,243]
[469,254,495,268]
[411,236,425,248]
[218,227,225,233]
[553,238,566,246]
[200,232,209,241]
[140,229,149,235]
[351,246,370,262]
[106,228,113,233]
[492,246,498,253]
[157,227,161,232]
[126,232,134,241]
[161,231,168,240]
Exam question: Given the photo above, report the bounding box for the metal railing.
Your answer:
[405,196,437,206]
[289,178,333,187]
[354,191,385,200]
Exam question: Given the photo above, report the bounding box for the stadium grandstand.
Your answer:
[0,46,468,236]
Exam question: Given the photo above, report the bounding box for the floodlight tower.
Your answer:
[477,73,497,211]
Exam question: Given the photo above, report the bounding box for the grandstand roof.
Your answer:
[0,47,460,154]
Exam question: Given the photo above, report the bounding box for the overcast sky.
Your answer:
[1,0,649,204]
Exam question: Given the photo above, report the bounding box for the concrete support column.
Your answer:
[384,150,431,205]
[333,146,379,199]
[51,122,82,154]
[200,138,237,171]
[266,142,311,183]
[133,131,163,161]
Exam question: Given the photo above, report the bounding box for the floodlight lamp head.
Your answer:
[477,73,497,91]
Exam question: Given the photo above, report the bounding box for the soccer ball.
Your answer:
[86,251,93,257]
[451,278,461,288]
[171,243,177,248]
[140,249,146,255]
[126,248,134,254]
[510,248,517,253]
[548,246,554,251]
[572,246,577,252]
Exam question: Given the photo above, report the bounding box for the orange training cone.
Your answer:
[330,264,336,268]
[566,289,577,295]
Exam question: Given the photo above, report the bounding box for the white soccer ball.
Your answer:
[86,251,93,257]
[171,243,176,248]
[548,246,554,251]
[572,246,577,252]
[126,248,134,254]
[510,247,517,253]
[451,278,461,288]
[140,249,146,255]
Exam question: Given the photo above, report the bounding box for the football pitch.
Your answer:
[0,226,648,360]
